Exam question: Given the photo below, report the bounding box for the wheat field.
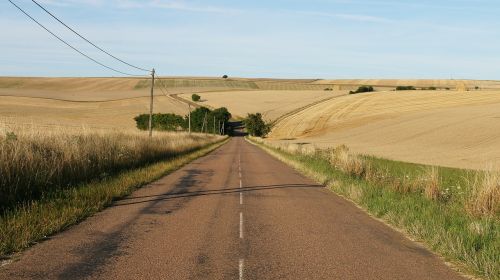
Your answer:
[269,90,500,170]
[3,77,500,169]
[179,90,347,120]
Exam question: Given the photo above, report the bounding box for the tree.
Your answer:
[395,86,416,91]
[222,75,228,79]
[134,113,186,131]
[210,107,231,134]
[245,113,270,137]
[189,107,211,132]
[192,94,201,102]
[349,85,374,94]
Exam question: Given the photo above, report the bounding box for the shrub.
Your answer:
[349,85,374,94]
[396,86,416,91]
[192,94,201,102]
[245,113,270,137]
[222,75,228,79]
[134,113,187,131]
[324,88,333,91]
[422,86,437,90]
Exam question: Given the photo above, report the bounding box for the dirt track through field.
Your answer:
[0,137,465,279]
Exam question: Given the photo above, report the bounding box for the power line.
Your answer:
[7,0,147,77]
[30,0,150,73]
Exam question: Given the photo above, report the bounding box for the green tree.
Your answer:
[210,107,232,134]
[396,86,416,91]
[245,113,270,137]
[349,85,374,94]
[189,107,211,132]
[192,94,201,102]
[134,113,187,131]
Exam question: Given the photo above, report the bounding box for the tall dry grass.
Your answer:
[0,123,223,212]
[252,138,499,217]
[248,137,500,279]
[467,170,500,217]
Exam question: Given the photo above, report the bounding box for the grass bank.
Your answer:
[248,137,499,280]
[0,125,227,257]
[0,127,222,212]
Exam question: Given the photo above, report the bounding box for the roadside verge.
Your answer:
[0,137,229,260]
[247,137,498,280]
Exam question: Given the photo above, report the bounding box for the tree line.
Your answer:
[134,107,232,135]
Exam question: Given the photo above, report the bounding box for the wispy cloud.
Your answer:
[38,0,239,13]
[297,11,393,23]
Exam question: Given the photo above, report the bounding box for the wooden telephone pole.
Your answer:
[148,68,155,137]
[188,104,191,134]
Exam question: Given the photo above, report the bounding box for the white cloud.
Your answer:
[297,11,392,23]
[37,0,239,13]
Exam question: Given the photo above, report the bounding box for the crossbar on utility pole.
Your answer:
[148,68,155,137]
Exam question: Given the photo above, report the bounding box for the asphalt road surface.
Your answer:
[0,137,466,280]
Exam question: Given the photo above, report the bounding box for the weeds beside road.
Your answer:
[0,125,227,257]
[248,137,499,280]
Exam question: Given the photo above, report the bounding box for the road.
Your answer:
[0,137,465,279]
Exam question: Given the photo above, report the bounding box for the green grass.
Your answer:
[249,138,499,280]
[0,138,228,257]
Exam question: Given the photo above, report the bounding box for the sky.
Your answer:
[1,0,499,79]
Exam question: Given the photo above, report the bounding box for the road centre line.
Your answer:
[239,259,244,280]
[239,212,243,239]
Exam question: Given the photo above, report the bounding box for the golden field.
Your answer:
[2,77,500,169]
[179,90,347,120]
[269,90,500,170]
[0,76,334,128]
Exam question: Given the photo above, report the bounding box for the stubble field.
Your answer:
[269,90,500,170]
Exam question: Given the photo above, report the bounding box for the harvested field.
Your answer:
[270,90,500,170]
[179,90,348,120]
[0,95,187,129]
[313,79,500,90]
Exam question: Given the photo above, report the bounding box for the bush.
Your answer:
[134,113,187,131]
[192,94,201,102]
[350,85,374,94]
[422,86,437,90]
[245,113,270,137]
[396,86,416,91]
[222,75,228,79]
[324,88,333,91]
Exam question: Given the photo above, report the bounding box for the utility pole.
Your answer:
[148,68,155,137]
[201,112,207,133]
[188,104,191,134]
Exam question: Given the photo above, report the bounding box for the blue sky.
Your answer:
[1,0,499,79]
